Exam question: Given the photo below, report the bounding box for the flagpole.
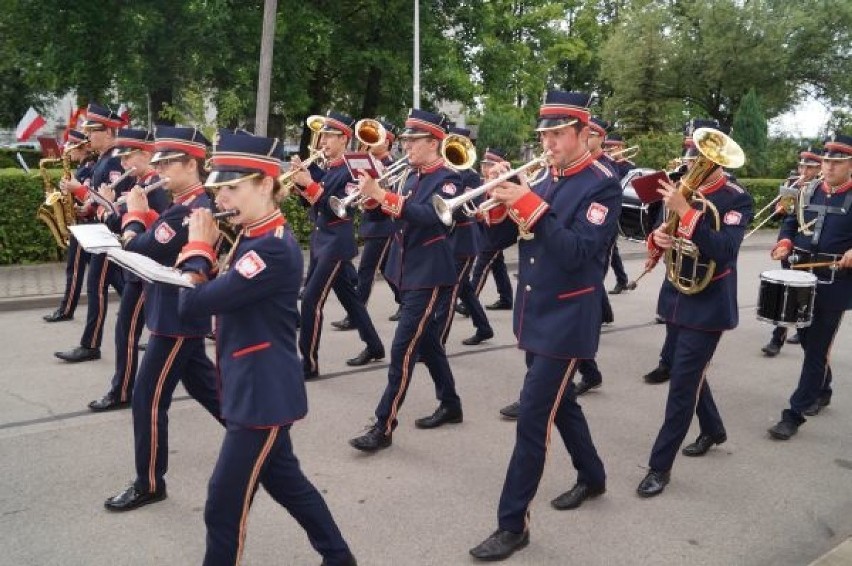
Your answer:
[413,0,420,109]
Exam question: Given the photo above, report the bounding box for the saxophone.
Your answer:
[35,154,77,249]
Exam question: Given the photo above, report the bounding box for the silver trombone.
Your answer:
[431,152,550,226]
[744,182,798,239]
[329,157,410,219]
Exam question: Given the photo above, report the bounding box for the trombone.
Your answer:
[329,157,410,218]
[432,152,550,226]
[743,180,799,239]
[606,145,639,161]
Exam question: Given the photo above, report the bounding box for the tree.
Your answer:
[732,89,768,177]
[476,101,532,161]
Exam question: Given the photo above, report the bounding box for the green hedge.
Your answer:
[0,168,783,265]
[0,149,57,170]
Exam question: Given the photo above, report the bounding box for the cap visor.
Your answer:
[204,170,260,188]
[398,128,433,140]
[150,150,188,163]
[535,118,579,132]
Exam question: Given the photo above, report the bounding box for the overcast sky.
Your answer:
[769,97,832,139]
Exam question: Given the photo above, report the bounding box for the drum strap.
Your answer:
[807,192,852,246]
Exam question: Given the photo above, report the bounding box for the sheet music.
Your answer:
[105,248,195,288]
[68,224,122,253]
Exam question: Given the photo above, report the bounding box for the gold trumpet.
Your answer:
[305,114,325,154]
[354,118,386,150]
[329,157,410,219]
[441,133,477,171]
[607,145,639,161]
[279,150,326,194]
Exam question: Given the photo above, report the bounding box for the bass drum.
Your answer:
[619,168,663,242]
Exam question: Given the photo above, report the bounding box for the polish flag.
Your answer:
[15,107,46,141]
[117,104,130,125]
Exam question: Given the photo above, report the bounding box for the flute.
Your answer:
[181,209,239,226]
[115,177,170,205]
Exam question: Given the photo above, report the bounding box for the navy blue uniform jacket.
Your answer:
[299,158,358,261]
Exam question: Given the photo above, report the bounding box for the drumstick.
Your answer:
[626,266,653,290]
[791,261,840,270]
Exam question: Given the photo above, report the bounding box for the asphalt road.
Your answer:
[0,240,850,566]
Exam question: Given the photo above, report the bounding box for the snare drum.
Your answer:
[756,269,817,328]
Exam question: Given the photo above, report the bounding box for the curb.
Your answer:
[809,537,852,566]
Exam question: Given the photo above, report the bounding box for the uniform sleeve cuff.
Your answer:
[176,241,217,270]
[71,186,89,202]
[773,239,793,256]
[380,191,405,218]
[677,208,701,239]
[646,233,664,260]
[507,192,549,233]
[361,197,380,210]
[299,181,323,205]
[122,209,159,230]
[483,203,508,225]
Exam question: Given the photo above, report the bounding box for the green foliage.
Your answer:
[0,169,63,264]
[627,132,683,170]
[739,178,786,230]
[0,150,46,170]
[732,89,769,177]
[477,102,532,161]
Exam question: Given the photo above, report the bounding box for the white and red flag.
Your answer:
[117,103,130,125]
[15,106,46,141]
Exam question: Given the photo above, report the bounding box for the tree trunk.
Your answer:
[359,65,383,118]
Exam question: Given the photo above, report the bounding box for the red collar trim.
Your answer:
[822,179,852,195]
[550,151,593,177]
[173,183,205,204]
[140,170,157,184]
[420,158,445,174]
[698,173,727,195]
[327,157,345,168]
[243,210,286,237]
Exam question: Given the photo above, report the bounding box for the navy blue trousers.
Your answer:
[132,335,221,493]
[80,252,124,349]
[498,354,605,533]
[108,278,145,402]
[442,257,491,344]
[375,286,461,434]
[659,324,676,368]
[299,258,383,374]
[608,241,628,286]
[58,235,90,317]
[471,250,513,305]
[356,237,394,305]
[204,424,352,566]
[648,324,725,472]
[787,299,845,417]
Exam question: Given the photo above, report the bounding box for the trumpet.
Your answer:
[115,177,170,205]
[432,152,550,226]
[606,145,639,161]
[279,150,326,193]
[354,119,386,150]
[441,133,477,171]
[305,114,325,154]
[329,157,410,218]
[181,209,239,227]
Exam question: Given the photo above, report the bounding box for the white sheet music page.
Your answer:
[105,248,195,288]
[68,224,122,253]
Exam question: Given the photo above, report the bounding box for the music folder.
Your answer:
[68,224,122,253]
[343,152,383,180]
[629,171,671,204]
[105,248,195,288]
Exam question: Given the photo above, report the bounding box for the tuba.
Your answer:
[36,155,77,249]
[663,127,745,295]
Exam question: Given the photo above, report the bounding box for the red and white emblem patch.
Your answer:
[345,182,359,196]
[586,202,609,225]
[154,223,176,244]
[109,170,122,183]
[441,183,458,196]
[724,210,743,226]
[235,250,266,279]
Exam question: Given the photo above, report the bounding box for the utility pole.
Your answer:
[413,0,420,109]
[255,0,278,136]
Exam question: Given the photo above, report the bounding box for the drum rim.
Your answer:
[759,269,818,286]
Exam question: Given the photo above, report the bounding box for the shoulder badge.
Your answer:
[441,182,457,196]
[154,222,176,244]
[235,250,267,279]
[586,202,609,225]
[723,210,743,226]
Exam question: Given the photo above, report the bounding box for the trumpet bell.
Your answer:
[355,119,386,148]
[441,134,477,171]
[431,193,456,226]
[306,115,326,132]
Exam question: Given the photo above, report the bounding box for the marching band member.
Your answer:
[470,91,620,561]
[43,129,95,323]
[603,132,632,294]
[468,147,516,313]
[636,128,753,498]
[104,126,222,511]
[289,111,384,377]
[332,119,400,331]
[177,131,356,566]
[55,103,132,362]
[349,109,464,452]
[443,125,495,347]
[87,128,170,412]
[760,146,821,357]
[768,134,852,439]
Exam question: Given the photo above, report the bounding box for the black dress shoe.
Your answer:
[574,377,602,396]
[637,470,670,498]
[349,426,392,452]
[470,529,529,561]
[321,554,358,566]
[643,364,670,384]
[43,309,73,322]
[768,419,800,440]
[608,282,627,295]
[346,347,385,367]
[499,400,520,420]
[462,328,494,346]
[804,395,831,416]
[551,482,605,510]
[104,484,167,512]
[54,346,101,363]
[455,303,470,317]
[485,299,513,311]
[786,333,801,345]
[682,432,727,457]
[331,316,354,331]
[88,393,130,412]
[415,405,463,429]
[761,341,781,357]
[304,368,319,380]
[388,307,401,322]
